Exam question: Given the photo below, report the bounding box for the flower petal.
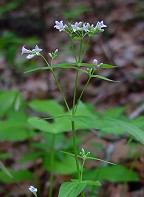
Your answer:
[21,46,31,54]
[26,54,35,59]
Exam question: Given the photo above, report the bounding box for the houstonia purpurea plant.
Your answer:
[22,20,116,197]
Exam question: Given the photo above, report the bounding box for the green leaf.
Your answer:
[91,74,118,82]
[84,165,139,182]
[131,116,144,129]
[0,121,34,141]
[101,64,118,69]
[29,99,65,116]
[106,118,144,145]
[64,115,100,130]
[43,154,78,175]
[0,91,17,116]
[24,67,45,73]
[0,168,34,183]
[20,152,42,163]
[82,180,101,186]
[58,181,87,197]
[28,117,56,133]
[24,63,77,73]
[103,107,125,118]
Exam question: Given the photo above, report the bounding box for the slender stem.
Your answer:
[80,159,86,197]
[72,38,83,115]
[51,69,70,112]
[72,69,79,115]
[71,38,84,183]
[71,121,81,180]
[49,134,56,197]
[82,191,86,197]
[74,76,91,113]
[80,159,85,181]
[81,37,90,61]
[70,36,77,62]
[78,38,83,63]
[40,54,70,113]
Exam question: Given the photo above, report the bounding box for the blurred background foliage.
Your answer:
[0,0,144,196]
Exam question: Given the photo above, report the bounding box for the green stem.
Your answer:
[71,121,81,180]
[49,134,56,197]
[72,38,83,115]
[40,54,70,113]
[72,69,79,115]
[51,69,70,112]
[70,36,77,62]
[78,38,83,63]
[80,159,86,197]
[80,159,85,181]
[74,76,91,113]
[81,37,90,61]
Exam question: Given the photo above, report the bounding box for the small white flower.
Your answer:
[21,46,31,54]
[93,59,98,65]
[29,186,37,196]
[26,54,35,59]
[71,22,82,32]
[95,21,107,32]
[32,45,42,55]
[82,23,90,32]
[21,45,42,59]
[54,21,67,32]
[93,59,103,68]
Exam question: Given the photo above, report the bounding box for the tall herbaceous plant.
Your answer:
[22,20,144,197]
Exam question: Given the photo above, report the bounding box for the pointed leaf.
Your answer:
[82,180,101,186]
[58,181,86,197]
[29,99,65,116]
[105,118,144,144]
[101,64,117,69]
[84,165,139,182]
[91,74,118,82]
[28,117,56,134]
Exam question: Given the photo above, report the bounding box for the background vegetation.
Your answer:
[0,0,144,196]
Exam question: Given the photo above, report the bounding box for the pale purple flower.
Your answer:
[21,46,31,54]
[71,22,82,32]
[29,186,37,196]
[93,59,103,68]
[31,45,42,55]
[82,23,90,32]
[54,21,67,32]
[21,45,42,59]
[26,54,35,59]
[93,59,98,65]
[95,21,107,32]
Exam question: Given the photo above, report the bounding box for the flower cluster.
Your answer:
[49,49,59,60]
[21,45,42,59]
[80,148,90,160]
[54,20,107,36]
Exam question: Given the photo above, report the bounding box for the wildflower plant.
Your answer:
[22,20,144,197]
[22,19,116,197]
